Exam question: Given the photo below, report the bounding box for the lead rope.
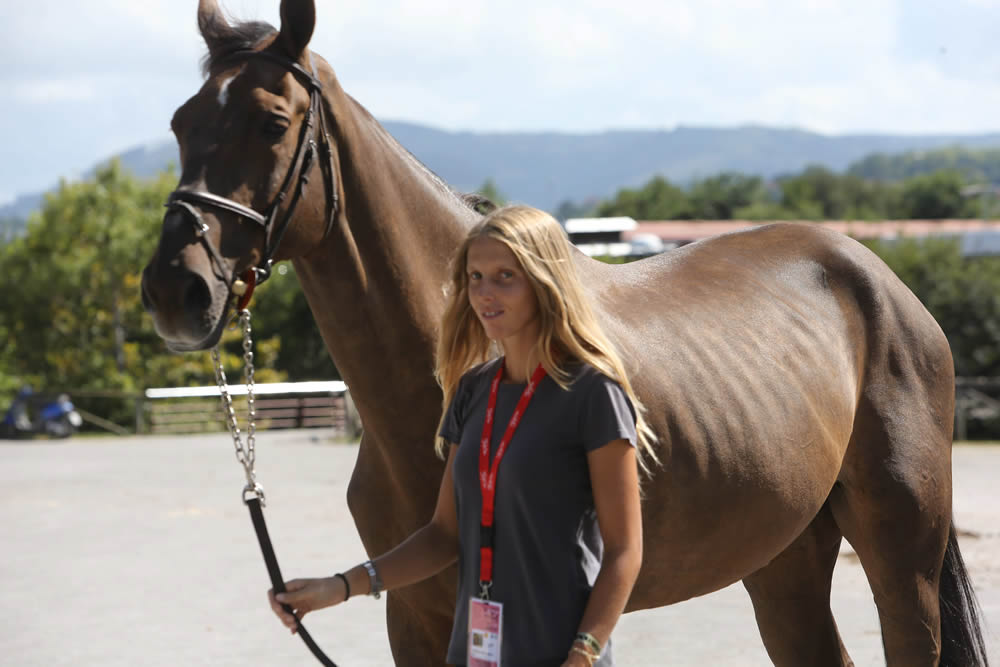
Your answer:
[211,309,339,667]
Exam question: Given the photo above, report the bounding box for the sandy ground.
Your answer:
[1,431,997,666]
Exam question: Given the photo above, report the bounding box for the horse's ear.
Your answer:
[198,0,234,54]
[277,0,316,59]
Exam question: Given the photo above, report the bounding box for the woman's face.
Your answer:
[466,237,540,352]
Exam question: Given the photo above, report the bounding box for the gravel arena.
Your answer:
[3,431,997,665]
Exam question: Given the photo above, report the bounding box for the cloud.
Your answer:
[3,0,1000,199]
[13,79,98,104]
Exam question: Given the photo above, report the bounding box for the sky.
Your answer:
[2,0,999,204]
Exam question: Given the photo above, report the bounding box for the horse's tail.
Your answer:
[940,520,990,666]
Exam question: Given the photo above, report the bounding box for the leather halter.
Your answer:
[165,49,339,287]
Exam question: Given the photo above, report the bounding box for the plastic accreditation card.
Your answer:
[468,597,503,666]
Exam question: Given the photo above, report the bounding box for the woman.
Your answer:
[269,205,657,666]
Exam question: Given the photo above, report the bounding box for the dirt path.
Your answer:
[1,433,996,665]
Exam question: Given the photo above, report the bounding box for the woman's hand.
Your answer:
[267,577,345,633]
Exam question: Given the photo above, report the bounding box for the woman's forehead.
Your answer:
[466,237,519,266]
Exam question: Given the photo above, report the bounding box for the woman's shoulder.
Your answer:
[458,358,503,388]
[563,360,619,391]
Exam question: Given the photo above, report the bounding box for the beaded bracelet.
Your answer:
[575,632,602,657]
[570,645,597,666]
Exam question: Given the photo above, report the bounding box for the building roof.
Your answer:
[564,217,637,234]
[625,219,1000,244]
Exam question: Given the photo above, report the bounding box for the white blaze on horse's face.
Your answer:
[217,75,236,109]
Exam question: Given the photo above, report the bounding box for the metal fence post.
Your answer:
[135,396,146,434]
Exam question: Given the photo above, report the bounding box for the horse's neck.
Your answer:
[294,79,477,464]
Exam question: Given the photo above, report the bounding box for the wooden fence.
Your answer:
[148,394,348,434]
[65,378,997,440]
[143,381,357,437]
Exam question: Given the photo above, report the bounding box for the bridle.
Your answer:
[167,49,341,667]
[166,48,339,300]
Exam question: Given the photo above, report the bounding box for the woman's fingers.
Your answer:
[269,578,340,634]
[268,588,300,632]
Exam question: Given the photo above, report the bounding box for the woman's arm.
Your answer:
[269,444,461,631]
[563,439,643,665]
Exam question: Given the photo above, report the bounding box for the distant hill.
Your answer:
[848,147,1000,183]
[4,122,1000,220]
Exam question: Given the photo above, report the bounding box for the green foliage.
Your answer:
[898,170,975,219]
[553,199,597,222]
[249,264,339,380]
[848,146,1000,183]
[596,176,690,219]
[864,238,1000,377]
[476,179,507,207]
[688,172,765,220]
[0,161,291,427]
[776,166,896,220]
[0,216,26,243]
[593,162,984,221]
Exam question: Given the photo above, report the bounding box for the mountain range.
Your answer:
[4,122,1000,220]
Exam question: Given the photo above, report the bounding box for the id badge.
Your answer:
[468,597,503,666]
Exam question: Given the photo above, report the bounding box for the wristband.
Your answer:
[575,632,602,657]
[363,559,383,599]
[333,572,350,602]
[570,645,597,666]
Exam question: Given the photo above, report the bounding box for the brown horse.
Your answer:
[140,1,989,665]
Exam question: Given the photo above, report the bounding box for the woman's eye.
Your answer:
[500,270,514,279]
[263,116,289,138]
[469,271,482,280]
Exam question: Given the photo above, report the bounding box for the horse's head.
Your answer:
[141,0,335,351]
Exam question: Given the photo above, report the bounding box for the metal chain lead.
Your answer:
[211,309,263,504]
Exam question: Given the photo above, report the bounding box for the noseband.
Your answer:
[166,49,339,289]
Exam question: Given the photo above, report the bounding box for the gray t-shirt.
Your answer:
[440,358,637,667]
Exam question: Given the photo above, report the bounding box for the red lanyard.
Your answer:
[478,360,547,597]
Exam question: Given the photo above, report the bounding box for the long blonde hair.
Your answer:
[435,205,659,473]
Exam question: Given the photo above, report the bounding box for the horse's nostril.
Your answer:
[183,271,213,313]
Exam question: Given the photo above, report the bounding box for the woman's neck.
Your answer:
[501,340,540,383]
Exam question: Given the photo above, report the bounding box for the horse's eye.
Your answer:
[263,116,289,138]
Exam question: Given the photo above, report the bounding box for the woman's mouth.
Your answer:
[481,309,504,320]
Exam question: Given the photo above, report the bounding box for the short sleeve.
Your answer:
[579,374,638,452]
[439,373,472,445]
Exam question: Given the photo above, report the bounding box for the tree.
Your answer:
[897,170,974,219]
[0,216,26,243]
[476,179,507,207]
[596,176,689,219]
[777,165,848,219]
[552,199,597,222]
[0,161,285,426]
[866,238,1000,377]
[687,172,765,219]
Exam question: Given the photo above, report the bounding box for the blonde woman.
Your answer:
[269,205,655,666]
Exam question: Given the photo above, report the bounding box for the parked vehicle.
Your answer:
[0,388,83,439]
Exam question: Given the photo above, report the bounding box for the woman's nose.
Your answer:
[473,283,494,301]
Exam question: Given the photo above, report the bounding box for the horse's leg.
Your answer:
[742,503,854,666]
[827,401,952,666]
[385,586,454,666]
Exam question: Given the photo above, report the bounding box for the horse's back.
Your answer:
[583,223,955,609]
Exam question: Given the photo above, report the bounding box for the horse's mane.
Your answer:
[200,20,277,76]
[198,19,493,218]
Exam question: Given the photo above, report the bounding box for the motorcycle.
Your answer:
[0,388,83,439]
